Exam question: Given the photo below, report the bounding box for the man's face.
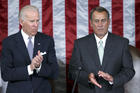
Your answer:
[90,11,110,39]
[20,10,39,36]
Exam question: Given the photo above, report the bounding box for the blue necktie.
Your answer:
[98,40,104,64]
[27,37,33,60]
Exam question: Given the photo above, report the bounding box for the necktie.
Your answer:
[98,40,104,64]
[27,37,33,60]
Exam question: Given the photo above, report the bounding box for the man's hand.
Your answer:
[98,71,113,82]
[88,73,102,88]
[30,50,43,71]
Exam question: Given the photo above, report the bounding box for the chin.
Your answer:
[97,33,105,37]
[31,32,37,36]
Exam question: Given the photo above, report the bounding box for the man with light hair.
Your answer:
[1,5,58,93]
[19,5,39,21]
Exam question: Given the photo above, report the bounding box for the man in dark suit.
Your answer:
[0,5,58,93]
[69,6,135,93]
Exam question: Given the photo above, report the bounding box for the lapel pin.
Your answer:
[38,43,40,45]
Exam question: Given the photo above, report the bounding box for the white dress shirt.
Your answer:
[94,33,108,49]
[94,33,113,84]
[21,29,41,75]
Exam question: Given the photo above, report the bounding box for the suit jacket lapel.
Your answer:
[16,32,42,63]
[15,31,31,64]
[87,34,101,68]
[33,33,41,57]
[102,33,113,70]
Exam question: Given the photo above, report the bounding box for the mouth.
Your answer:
[98,29,104,31]
[32,28,38,31]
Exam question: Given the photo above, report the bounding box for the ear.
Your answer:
[108,19,110,25]
[19,18,23,26]
[90,20,93,27]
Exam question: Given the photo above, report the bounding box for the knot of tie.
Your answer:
[28,36,32,40]
[99,40,103,46]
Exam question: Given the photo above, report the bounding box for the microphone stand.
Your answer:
[72,67,82,93]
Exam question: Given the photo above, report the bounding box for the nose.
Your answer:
[98,21,103,26]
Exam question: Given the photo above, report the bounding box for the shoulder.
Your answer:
[36,32,54,40]
[72,34,94,48]
[36,32,55,45]
[2,32,19,44]
[109,32,129,43]
[75,34,93,43]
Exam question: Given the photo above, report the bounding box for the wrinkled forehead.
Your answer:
[92,11,108,20]
[22,10,40,20]
[24,8,39,15]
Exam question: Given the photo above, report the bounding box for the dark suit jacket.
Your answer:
[1,31,59,93]
[69,32,135,93]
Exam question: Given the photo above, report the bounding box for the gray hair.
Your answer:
[90,6,110,20]
[19,5,39,20]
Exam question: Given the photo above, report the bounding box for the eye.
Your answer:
[94,19,99,23]
[30,20,35,22]
[101,19,106,23]
[36,20,40,22]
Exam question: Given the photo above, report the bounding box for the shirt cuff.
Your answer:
[27,65,33,75]
[109,81,113,85]
[35,63,42,73]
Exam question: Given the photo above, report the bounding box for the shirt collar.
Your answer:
[94,32,108,48]
[21,29,29,41]
[21,29,35,40]
[21,29,35,46]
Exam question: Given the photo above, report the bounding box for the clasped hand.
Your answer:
[88,71,113,88]
[30,50,43,71]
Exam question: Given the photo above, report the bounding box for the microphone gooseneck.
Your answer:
[71,67,82,93]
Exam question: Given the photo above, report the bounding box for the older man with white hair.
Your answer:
[1,5,58,93]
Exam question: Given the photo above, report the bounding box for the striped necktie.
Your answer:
[98,40,104,64]
[27,37,33,60]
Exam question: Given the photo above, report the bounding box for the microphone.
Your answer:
[71,67,82,93]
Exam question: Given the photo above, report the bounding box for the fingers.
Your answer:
[89,73,102,88]
[89,71,113,88]
[98,71,106,77]
[90,78,102,88]
[98,71,113,82]
[31,50,43,69]
[34,55,43,63]
[38,50,41,56]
